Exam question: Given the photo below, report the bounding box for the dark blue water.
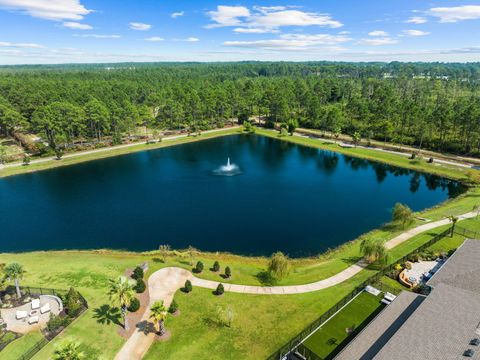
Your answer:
[0,135,465,257]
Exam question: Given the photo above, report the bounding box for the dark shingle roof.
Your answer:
[373,283,480,360]
[334,291,425,360]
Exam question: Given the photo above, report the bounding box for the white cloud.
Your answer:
[206,5,250,28]
[0,41,44,48]
[171,11,184,19]
[368,30,388,37]
[145,37,164,42]
[0,0,92,21]
[224,33,351,50]
[207,5,342,31]
[184,37,199,42]
[402,29,430,37]
[429,5,480,23]
[74,34,120,39]
[62,21,92,30]
[359,37,398,46]
[233,27,279,34]
[129,22,152,31]
[406,16,427,24]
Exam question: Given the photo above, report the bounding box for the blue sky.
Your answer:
[1,0,480,64]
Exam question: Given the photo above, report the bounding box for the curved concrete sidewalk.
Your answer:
[116,211,476,359]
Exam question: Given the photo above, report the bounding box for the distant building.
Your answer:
[335,239,480,360]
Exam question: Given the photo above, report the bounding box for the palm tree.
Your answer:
[4,263,25,299]
[360,238,389,265]
[108,276,136,331]
[54,340,85,360]
[150,301,168,336]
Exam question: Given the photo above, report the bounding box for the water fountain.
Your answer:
[213,157,242,176]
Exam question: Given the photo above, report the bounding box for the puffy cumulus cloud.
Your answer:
[358,37,398,46]
[223,33,351,50]
[428,5,480,23]
[129,22,152,31]
[406,16,427,24]
[0,0,91,21]
[145,37,164,42]
[171,11,184,19]
[402,29,430,37]
[62,21,92,30]
[207,5,342,31]
[0,41,44,48]
[368,30,388,37]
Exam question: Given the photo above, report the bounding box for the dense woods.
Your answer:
[1,61,480,158]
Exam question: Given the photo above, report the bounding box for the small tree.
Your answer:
[55,147,64,160]
[215,283,224,296]
[0,145,7,164]
[212,261,220,272]
[65,287,82,317]
[132,266,144,280]
[268,252,290,280]
[215,305,234,327]
[392,203,414,228]
[360,238,389,264]
[53,340,85,360]
[150,301,168,336]
[108,276,136,331]
[134,278,146,293]
[158,244,171,263]
[183,280,192,293]
[333,125,342,143]
[287,119,298,136]
[168,299,178,314]
[22,154,30,166]
[352,131,361,147]
[224,266,231,278]
[187,246,196,266]
[473,204,480,217]
[195,261,204,273]
[4,263,25,299]
[448,215,458,237]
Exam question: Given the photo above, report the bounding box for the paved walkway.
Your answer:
[115,211,477,359]
[0,126,240,171]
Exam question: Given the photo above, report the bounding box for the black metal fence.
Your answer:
[0,286,88,360]
[454,224,480,239]
[266,226,453,360]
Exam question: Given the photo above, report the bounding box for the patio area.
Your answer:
[399,259,445,288]
[0,295,63,334]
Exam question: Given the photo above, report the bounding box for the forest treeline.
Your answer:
[1,61,480,156]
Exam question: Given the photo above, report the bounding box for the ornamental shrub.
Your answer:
[212,261,220,272]
[225,266,231,278]
[128,297,140,312]
[183,280,192,293]
[168,299,178,314]
[215,283,224,296]
[132,266,144,280]
[135,278,146,293]
[195,261,204,274]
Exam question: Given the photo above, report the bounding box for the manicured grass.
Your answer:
[302,292,384,359]
[257,129,474,182]
[0,127,241,179]
[1,331,44,360]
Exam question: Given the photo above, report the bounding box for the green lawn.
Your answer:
[1,331,44,360]
[302,291,384,359]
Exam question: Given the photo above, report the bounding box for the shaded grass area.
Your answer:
[0,128,241,179]
[302,292,384,359]
[1,331,44,360]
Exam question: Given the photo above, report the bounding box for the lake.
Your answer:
[0,135,465,257]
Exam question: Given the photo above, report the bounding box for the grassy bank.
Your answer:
[0,127,241,179]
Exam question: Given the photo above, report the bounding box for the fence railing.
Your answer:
[17,337,49,360]
[266,226,453,360]
[0,286,88,360]
[454,224,480,240]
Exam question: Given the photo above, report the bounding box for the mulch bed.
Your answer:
[117,268,151,339]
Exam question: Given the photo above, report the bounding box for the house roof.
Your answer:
[334,291,425,360]
[373,283,480,360]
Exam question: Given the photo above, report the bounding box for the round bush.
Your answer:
[132,266,144,280]
[135,279,146,293]
[212,261,220,272]
[183,280,192,293]
[128,297,140,312]
[215,283,224,296]
[168,299,178,314]
[195,261,204,273]
[225,266,231,278]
